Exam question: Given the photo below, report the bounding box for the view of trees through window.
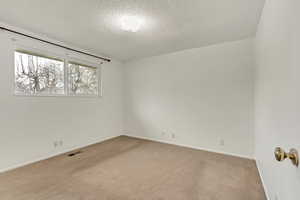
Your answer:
[14,51,99,96]
[68,63,98,96]
[15,51,64,95]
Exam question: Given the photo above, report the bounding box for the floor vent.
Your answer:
[68,151,82,157]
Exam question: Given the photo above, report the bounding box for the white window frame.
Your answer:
[13,44,102,97]
[66,57,102,98]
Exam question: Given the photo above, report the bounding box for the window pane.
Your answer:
[68,63,98,96]
[14,51,64,95]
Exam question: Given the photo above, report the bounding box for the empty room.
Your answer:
[0,0,299,199]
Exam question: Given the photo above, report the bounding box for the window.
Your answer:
[15,51,65,95]
[68,62,99,96]
[14,50,100,97]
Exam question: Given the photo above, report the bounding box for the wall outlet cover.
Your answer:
[53,141,58,147]
[219,139,225,146]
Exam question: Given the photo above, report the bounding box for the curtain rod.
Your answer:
[0,26,111,62]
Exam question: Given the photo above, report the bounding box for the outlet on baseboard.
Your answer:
[161,130,176,139]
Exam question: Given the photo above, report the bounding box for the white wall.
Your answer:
[124,38,255,158]
[0,31,124,172]
[254,0,300,199]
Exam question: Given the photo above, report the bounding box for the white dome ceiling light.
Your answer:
[119,15,144,32]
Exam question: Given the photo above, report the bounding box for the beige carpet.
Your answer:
[0,136,266,200]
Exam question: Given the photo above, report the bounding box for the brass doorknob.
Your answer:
[274,147,299,167]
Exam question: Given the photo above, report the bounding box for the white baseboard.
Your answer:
[1,133,268,199]
[125,134,271,197]
[124,134,254,160]
[255,159,270,200]
[0,135,119,173]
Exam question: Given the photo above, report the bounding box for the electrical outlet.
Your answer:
[59,140,63,146]
[53,141,58,148]
[171,133,176,139]
[219,139,225,146]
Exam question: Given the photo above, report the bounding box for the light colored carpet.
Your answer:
[0,136,266,200]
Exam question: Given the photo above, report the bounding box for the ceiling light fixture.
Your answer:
[120,15,144,32]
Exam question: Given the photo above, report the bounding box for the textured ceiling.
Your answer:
[0,0,265,61]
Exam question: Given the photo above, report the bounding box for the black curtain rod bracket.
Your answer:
[0,26,111,62]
